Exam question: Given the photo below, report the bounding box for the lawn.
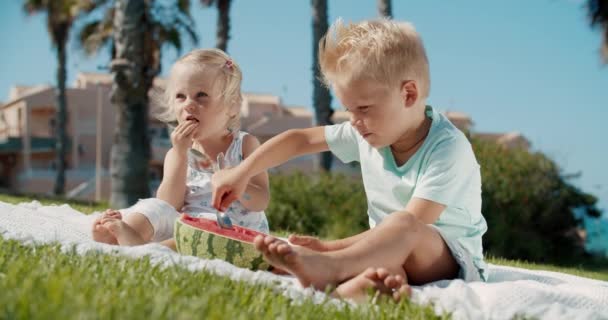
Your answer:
[1,194,606,319]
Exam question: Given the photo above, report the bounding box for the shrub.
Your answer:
[267,172,368,239]
[472,138,601,264]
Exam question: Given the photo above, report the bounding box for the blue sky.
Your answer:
[1,0,607,214]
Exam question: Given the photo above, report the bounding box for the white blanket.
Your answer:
[1,200,607,320]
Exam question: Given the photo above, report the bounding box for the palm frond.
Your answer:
[587,0,608,62]
[77,6,114,56]
[177,0,191,15]
[23,0,47,15]
[158,27,183,53]
[199,0,215,7]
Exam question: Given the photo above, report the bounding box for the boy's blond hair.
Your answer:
[155,48,243,131]
[319,18,430,98]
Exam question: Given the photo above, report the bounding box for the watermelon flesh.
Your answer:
[181,215,264,243]
[174,214,269,270]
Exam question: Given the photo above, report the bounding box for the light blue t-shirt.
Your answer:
[325,106,488,280]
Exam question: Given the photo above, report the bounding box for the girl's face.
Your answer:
[169,63,235,141]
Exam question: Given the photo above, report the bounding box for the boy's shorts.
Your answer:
[430,225,484,282]
[120,198,180,242]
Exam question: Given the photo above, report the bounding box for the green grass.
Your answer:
[0,238,444,320]
[0,193,107,214]
[0,194,445,319]
[1,194,606,319]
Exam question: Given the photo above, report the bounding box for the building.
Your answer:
[0,72,528,201]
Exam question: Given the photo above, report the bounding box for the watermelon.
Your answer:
[174,214,269,270]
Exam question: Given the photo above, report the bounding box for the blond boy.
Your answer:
[211,19,487,302]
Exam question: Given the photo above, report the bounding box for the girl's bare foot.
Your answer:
[91,210,121,244]
[103,217,147,246]
[253,235,338,290]
[335,268,412,303]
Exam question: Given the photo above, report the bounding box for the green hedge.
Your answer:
[267,173,368,239]
[472,138,600,264]
[266,139,602,265]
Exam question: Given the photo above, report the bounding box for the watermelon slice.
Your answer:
[174,214,269,270]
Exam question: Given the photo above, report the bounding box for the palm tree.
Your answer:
[23,0,99,195]
[108,0,151,208]
[80,0,198,208]
[588,0,608,63]
[200,0,233,52]
[377,0,392,18]
[312,0,334,171]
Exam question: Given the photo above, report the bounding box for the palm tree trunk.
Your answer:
[109,0,152,208]
[377,0,392,18]
[312,0,333,171]
[53,25,69,195]
[216,0,231,52]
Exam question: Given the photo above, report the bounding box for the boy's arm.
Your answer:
[212,127,329,210]
[237,134,270,212]
[156,148,189,210]
[403,197,446,224]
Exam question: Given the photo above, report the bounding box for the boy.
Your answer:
[211,18,487,302]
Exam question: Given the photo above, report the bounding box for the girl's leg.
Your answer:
[159,238,177,251]
[91,209,121,244]
[102,212,155,246]
[254,211,459,290]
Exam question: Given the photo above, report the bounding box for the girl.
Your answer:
[92,49,270,248]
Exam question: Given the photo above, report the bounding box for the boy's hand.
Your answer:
[211,166,248,211]
[170,120,198,154]
[288,234,331,252]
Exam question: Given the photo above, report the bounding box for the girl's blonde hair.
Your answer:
[154,48,243,132]
[319,18,430,98]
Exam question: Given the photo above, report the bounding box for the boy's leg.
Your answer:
[334,267,412,303]
[102,212,155,246]
[254,211,459,290]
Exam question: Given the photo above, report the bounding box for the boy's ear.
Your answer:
[400,80,418,107]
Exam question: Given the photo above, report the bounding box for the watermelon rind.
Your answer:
[174,217,269,271]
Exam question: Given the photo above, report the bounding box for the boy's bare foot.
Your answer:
[91,210,121,244]
[335,268,412,303]
[253,235,338,290]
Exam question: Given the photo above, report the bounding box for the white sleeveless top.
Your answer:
[181,131,269,233]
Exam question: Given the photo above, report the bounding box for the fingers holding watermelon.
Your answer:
[211,166,247,211]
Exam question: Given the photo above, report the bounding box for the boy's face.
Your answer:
[334,78,419,148]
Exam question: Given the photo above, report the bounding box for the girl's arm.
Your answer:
[237,134,270,212]
[156,148,189,210]
[212,127,329,210]
[156,120,198,210]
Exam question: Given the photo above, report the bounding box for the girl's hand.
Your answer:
[288,234,331,252]
[170,120,198,154]
[211,166,249,211]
